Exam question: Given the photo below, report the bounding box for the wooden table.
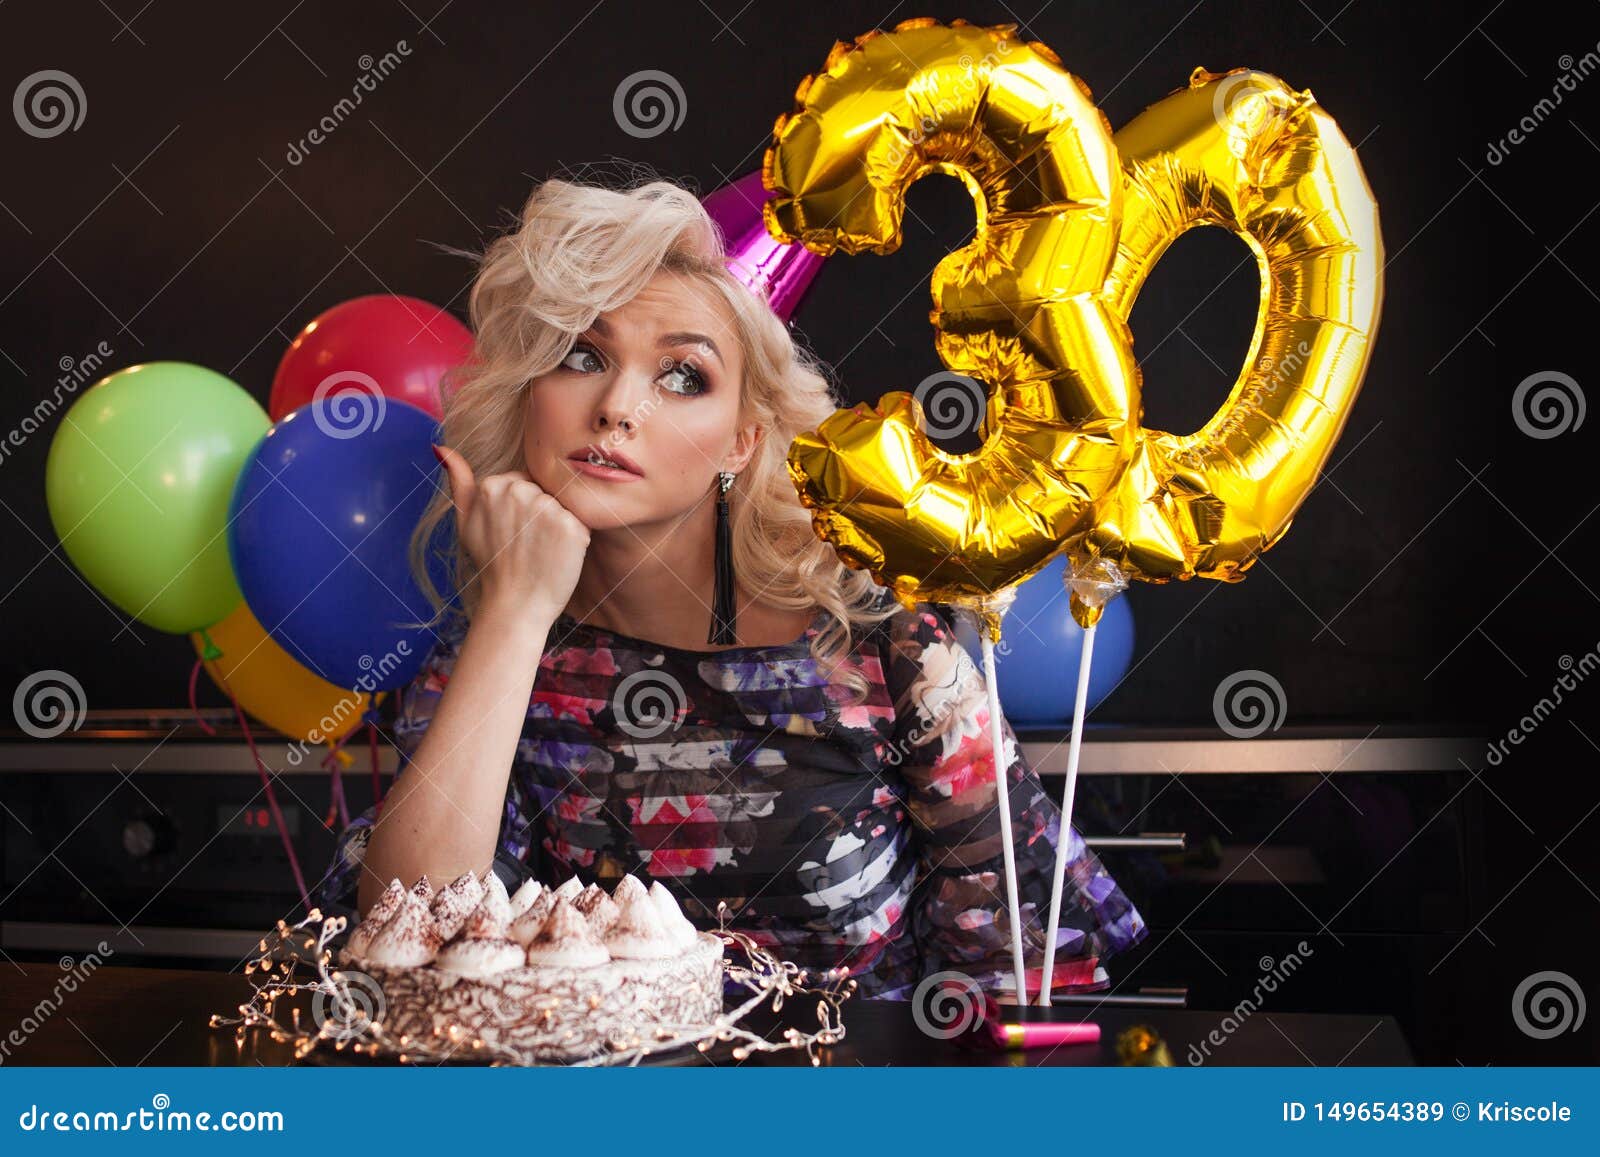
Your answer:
[0,963,1413,1066]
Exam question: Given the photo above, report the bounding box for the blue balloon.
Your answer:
[228,398,454,689]
[955,554,1136,725]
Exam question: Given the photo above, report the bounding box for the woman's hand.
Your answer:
[433,444,590,624]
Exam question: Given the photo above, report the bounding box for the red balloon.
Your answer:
[269,295,473,421]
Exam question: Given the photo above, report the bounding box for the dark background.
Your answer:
[1,1,1595,1064]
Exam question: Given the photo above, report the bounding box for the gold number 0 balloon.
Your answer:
[766,20,1384,635]
[1102,66,1384,583]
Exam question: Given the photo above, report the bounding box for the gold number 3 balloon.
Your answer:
[766,18,1384,632]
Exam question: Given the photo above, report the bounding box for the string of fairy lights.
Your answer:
[210,901,855,1067]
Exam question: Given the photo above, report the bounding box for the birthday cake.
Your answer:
[337,871,725,1062]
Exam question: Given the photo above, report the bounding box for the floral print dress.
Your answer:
[314,591,1148,1000]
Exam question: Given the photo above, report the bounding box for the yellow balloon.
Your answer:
[766,20,1384,637]
[1100,66,1385,584]
[767,18,1137,638]
[193,600,380,745]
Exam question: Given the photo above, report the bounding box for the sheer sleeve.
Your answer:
[312,614,537,920]
[881,602,1148,999]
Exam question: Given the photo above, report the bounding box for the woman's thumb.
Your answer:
[432,444,476,517]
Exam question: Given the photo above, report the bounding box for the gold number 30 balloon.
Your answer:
[766,19,1384,632]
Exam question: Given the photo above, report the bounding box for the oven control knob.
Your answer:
[122,815,173,859]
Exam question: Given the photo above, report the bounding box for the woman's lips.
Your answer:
[568,444,643,475]
[566,451,644,482]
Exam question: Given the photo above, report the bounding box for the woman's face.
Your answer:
[522,269,757,532]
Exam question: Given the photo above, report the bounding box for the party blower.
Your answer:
[952,994,1102,1054]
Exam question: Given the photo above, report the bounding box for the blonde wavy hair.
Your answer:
[407,170,900,704]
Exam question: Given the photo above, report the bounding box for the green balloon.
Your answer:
[45,362,270,634]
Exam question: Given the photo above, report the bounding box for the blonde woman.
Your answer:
[316,172,1147,1000]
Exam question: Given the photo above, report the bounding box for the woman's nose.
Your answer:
[593,387,637,433]
[592,363,654,433]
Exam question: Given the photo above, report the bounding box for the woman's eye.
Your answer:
[560,343,604,374]
[658,359,707,396]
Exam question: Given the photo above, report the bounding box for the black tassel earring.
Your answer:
[709,469,737,645]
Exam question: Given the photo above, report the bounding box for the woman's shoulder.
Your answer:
[862,588,967,641]
[855,594,991,736]
[855,590,974,674]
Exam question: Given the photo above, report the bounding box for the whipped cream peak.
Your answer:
[367,878,407,924]
[552,876,584,903]
[456,904,508,942]
[611,874,650,907]
[430,871,486,941]
[507,891,558,947]
[648,880,700,948]
[573,885,621,937]
[364,894,442,967]
[604,881,677,959]
[434,933,523,978]
[508,878,544,919]
[444,869,485,900]
[524,898,611,968]
[408,875,435,902]
[345,878,407,959]
[477,872,513,927]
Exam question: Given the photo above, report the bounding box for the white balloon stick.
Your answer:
[1037,619,1097,1005]
[979,632,1030,1004]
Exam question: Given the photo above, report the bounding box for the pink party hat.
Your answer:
[702,170,824,323]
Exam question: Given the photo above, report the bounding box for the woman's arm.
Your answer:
[354,601,553,915]
[883,603,1148,999]
[346,440,591,916]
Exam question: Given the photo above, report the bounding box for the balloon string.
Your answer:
[1038,620,1097,1005]
[318,741,355,829]
[217,675,310,913]
[185,658,217,737]
[333,756,350,828]
[979,633,1030,1004]
[323,723,356,760]
[322,755,343,829]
